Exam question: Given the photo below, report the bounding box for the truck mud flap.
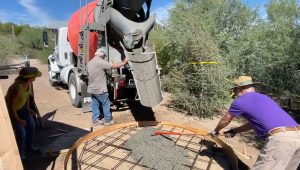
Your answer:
[81,83,92,112]
[127,52,162,107]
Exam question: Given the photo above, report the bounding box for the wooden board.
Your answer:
[0,85,23,170]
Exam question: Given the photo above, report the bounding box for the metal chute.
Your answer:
[106,2,162,107]
[113,0,146,19]
[126,52,162,107]
[109,8,155,49]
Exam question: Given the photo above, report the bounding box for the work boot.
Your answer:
[104,120,116,126]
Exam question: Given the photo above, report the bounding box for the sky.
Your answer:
[0,0,268,28]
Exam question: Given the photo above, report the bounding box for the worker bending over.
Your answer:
[211,76,300,169]
[5,67,42,160]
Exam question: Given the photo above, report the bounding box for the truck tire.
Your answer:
[69,72,82,107]
[48,63,58,87]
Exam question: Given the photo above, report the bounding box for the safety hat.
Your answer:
[19,67,42,78]
[231,76,259,89]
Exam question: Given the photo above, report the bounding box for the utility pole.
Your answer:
[11,25,15,41]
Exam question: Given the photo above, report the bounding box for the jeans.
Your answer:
[12,106,36,157]
[91,93,111,122]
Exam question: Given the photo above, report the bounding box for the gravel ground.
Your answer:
[123,127,190,170]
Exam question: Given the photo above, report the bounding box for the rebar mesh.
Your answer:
[66,124,232,170]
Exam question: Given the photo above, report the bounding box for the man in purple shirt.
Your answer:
[211,76,300,169]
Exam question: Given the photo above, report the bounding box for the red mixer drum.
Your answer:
[67,0,98,60]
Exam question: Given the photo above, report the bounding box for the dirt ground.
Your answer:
[0,59,261,169]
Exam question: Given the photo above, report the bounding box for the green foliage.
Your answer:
[150,25,180,74]
[263,0,299,93]
[0,33,20,64]
[0,22,24,36]
[17,26,44,49]
[224,0,300,94]
[0,22,54,63]
[163,64,231,117]
[267,0,299,23]
[151,0,250,117]
[151,0,300,118]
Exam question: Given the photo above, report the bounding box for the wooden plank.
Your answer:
[0,85,23,170]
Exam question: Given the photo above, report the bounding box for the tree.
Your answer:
[229,0,300,94]
[151,0,258,117]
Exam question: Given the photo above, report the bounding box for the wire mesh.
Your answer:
[66,124,232,170]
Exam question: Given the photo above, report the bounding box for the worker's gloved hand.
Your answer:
[224,129,237,138]
[209,130,219,137]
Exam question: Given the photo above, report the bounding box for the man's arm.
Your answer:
[222,122,253,138]
[232,123,252,133]
[111,57,128,69]
[214,112,235,133]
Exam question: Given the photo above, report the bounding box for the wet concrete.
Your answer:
[123,127,189,170]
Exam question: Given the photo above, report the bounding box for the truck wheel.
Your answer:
[48,63,58,87]
[69,73,82,107]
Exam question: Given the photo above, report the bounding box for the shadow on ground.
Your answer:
[199,139,249,170]
[22,110,90,170]
[96,100,156,122]
[237,131,264,149]
[127,101,156,121]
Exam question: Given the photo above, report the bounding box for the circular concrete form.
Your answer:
[64,122,238,170]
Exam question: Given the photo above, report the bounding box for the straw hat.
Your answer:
[19,67,42,78]
[231,76,259,89]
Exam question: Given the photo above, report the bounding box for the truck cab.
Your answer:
[48,27,74,86]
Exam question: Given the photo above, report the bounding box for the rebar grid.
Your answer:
[68,124,230,170]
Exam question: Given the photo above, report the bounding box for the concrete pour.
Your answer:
[123,127,190,170]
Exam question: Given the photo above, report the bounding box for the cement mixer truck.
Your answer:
[48,0,162,112]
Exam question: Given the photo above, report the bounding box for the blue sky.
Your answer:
[0,0,268,27]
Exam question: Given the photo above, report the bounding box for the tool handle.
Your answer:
[154,131,225,136]
[29,95,45,128]
[154,131,181,135]
[154,131,205,136]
